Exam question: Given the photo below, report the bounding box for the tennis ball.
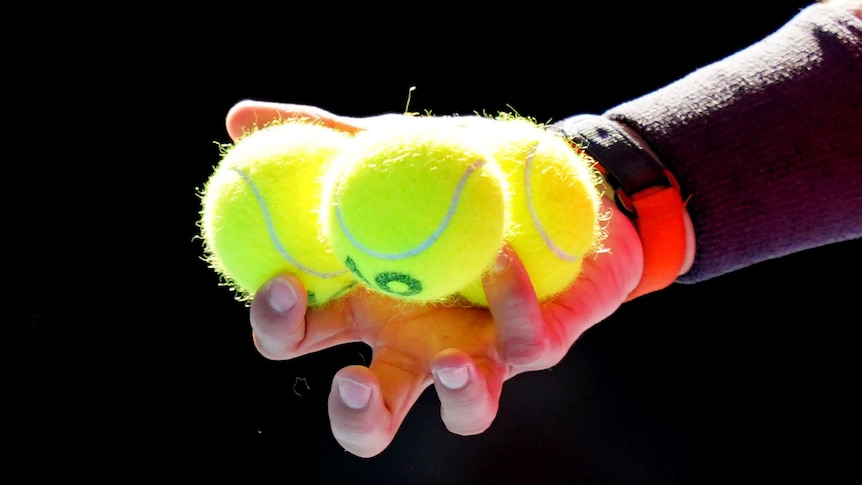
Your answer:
[457,115,604,306]
[320,117,509,304]
[199,119,358,308]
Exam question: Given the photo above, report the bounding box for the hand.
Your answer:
[225,100,688,457]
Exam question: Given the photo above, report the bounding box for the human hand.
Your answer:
[225,100,690,457]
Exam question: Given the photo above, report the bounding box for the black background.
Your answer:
[11,2,859,482]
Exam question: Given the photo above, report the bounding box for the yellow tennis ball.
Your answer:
[457,115,605,306]
[320,117,509,304]
[199,120,358,308]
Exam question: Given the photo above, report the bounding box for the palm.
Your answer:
[340,201,642,380]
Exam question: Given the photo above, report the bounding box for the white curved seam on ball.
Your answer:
[335,159,487,260]
[232,168,349,279]
[524,144,579,262]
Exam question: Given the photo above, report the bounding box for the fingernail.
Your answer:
[267,277,297,314]
[433,366,470,390]
[337,378,372,410]
[493,249,512,273]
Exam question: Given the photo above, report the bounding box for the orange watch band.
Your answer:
[620,171,687,301]
[553,115,688,301]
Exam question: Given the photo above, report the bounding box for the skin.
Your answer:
[226,100,696,458]
[824,0,862,19]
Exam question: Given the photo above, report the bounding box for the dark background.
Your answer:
[11,1,859,482]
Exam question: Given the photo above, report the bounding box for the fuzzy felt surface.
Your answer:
[199,120,357,307]
[457,116,604,306]
[321,117,508,303]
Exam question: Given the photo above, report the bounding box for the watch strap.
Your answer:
[553,114,688,301]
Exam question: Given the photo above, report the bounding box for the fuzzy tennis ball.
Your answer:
[457,115,605,306]
[320,117,509,304]
[199,119,358,308]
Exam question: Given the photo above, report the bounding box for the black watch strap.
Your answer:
[551,114,688,301]
[553,114,673,216]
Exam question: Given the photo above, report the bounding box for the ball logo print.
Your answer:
[334,159,491,298]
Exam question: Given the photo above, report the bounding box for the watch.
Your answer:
[552,114,688,301]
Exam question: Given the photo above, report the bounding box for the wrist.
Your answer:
[610,119,696,276]
[551,114,694,300]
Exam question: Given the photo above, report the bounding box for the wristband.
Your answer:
[552,114,688,301]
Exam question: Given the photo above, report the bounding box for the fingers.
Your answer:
[328,352,431,457]
[327,365,393,458]
[534,199,643,343]
[249,274,357,360]
[483,198,647,376]
[225,100,357,141]
[225,100,404,141]
[328,349,507,457]
[431,348,505,436]
[482,245,559,371]
[249,274,307,359]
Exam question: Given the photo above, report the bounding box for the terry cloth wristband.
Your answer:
[552,114,688,301]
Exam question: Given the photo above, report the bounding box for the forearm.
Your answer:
[604,1,862,283]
